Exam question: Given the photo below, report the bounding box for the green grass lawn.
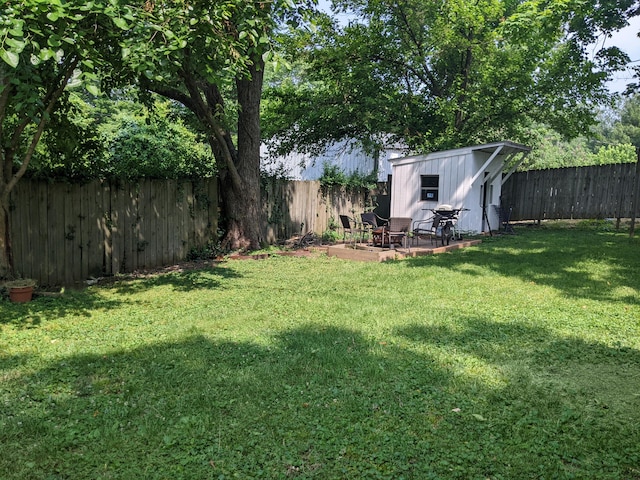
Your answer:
[2,222,640,479]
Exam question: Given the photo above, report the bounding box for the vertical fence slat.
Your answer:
[34,182,48,285]
[147,180,159,268]
[10,182,26,279]
[63,183,75,286]
[88,181,103,278]
[79,182,90,281]
[136,181,147,269]
[178,181,189,260]
[102,182,112,276]
[111,181,124,275]
[127,183,139,272]
[208,179,218,251]
[165,180,176,264]
[503,162,638,221]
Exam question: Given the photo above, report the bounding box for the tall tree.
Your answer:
[0,0,129,278]
[123,0,314,251]
[263,0,638,155]
[1,0,314,279]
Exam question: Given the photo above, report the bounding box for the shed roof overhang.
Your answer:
[388,141,531,182]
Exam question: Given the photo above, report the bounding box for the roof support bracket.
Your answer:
[470,145,503,186]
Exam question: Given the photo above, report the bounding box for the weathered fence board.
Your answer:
[259,179,372,243]
[9,179,219,286]
[10,177,374,285]
[502,163,639,221]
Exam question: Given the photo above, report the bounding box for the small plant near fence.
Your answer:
[318,163,377,193]
[186,228,226,260]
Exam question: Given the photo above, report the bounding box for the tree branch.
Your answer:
[394,1,443,96]
[7,57,79,194]
[179,69,243,191]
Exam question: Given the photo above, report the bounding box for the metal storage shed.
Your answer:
[388,141,531,234]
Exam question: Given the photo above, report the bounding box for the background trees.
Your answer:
[29,93,215,180]
[263,0,639,156]
[522,95,640,170]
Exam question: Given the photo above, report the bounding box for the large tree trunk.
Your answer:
[219,57,265,251]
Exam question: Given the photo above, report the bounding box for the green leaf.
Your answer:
[86,84,100,96]
[46,11,60,22]
[0,50,19,68]
[39,49,55,61]
[47,36,62,48]
[113,17,129,30]
[5,37,26,53]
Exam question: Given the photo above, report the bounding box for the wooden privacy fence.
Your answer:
[9,179,217,286]
[8,178,370,285]
[12,165,638,285]
[501,163,640,222]
[261,179,372,243]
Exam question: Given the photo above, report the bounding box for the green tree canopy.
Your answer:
[0,0,134,277]
[263,0,638,156]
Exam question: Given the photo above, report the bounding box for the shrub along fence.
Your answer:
[9,179,218,286]
[8,178,372,285]
[502,162,640,222]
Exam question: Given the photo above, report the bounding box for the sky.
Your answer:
[602,16,640,94]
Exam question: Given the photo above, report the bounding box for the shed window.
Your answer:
[420,175,439,201]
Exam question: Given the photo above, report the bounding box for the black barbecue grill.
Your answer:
[414,204,468,246]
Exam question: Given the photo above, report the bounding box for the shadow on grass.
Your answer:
[0,290,123,330]
[406,228,640,304]
[2,323,639,479]
[396,316,640,368]
[102,264,242,295]
[0,265,243,330]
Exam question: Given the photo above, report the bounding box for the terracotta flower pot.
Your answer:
[9,285,34,303]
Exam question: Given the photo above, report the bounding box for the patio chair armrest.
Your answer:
[412,218,433,230]
[375,214,389,226]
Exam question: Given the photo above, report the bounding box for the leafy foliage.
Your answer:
[601,94,640,148]
[23,93,216,180]
[521,124,635,170]
[318,163,378,191]
[263,0,638,156]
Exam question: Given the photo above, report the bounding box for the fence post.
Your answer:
[630,148,640,238]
